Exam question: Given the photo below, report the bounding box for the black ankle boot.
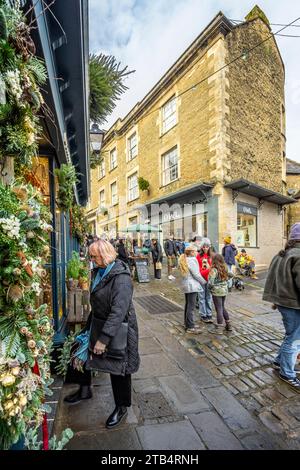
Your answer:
[105,406,128,429]
[64,385,92,404]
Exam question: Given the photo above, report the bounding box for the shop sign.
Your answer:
[162,210,181,222]
[237,203,257,216]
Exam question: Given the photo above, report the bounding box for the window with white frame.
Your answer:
[99,190,105,207]
[162,96,177,134]
[128,132,137,161]
[128,172,138,202]
[110,148,117,170]
[98,159,105,179]
[162,147,178,186]
[111,182,118,205]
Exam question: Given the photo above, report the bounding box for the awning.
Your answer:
[145,182,214,207]
[224,179,297,206]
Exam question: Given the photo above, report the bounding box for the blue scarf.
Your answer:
[71,262,115,369]
[91,262,115,292]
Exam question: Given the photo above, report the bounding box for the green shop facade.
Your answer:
[23,0,89,338]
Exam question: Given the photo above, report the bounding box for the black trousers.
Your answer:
[65,363,132,407]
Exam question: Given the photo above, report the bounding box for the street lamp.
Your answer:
[90,123,105,154]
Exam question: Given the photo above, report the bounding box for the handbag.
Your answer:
[88,316,128,360]
[155,261,162,270]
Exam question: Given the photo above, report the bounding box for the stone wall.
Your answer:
[90,34,226,230]
[87,15,286,248]
[286,173,300,228]
[225,19,285,192]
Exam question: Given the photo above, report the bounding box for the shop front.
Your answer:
[222,179,297,266]
[145,182,218,247]
[28,0,89,335]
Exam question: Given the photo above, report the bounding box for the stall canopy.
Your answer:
[120,224,162,233]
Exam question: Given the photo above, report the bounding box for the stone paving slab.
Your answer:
[135,353,181,379]
[67,428,142,450]
[189,412,243,450]
[136,391,175,419]
[132,377,161,394]
[201,385,259,435]
[158,375,211,414]
[139,337,163,355]
[136,420,205,450]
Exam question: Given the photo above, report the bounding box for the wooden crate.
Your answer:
[67,288,90,324]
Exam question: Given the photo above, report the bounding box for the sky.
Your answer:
[89,0,300,162]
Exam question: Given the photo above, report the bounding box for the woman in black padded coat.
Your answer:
[64,239,140,429]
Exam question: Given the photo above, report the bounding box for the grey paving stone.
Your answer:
[204,348,230,364]
[135,353,181,379]
[137,321,153,338]
[136,420,205,450]
[247,373,265,388]
[132,378,161,394]
[243,358,261,369]
[228,378,250,394]
[228,365,243,374]
[253,355,271,366]
[244,343,266,354]
[189,412,243,450]
[261,387,286,402]
[137,391,175,419]
[258,411,285,435]
[240,432,285,450]
[158,375,210,414]
[233,346,251,357]
[218,366,235,377]
[286,403,300,422]
[221,350,239,362]
[237,361,252,372]
[201,386,259,433]
[67,428,142,450]
[139,337,163,355]
[252,391,271,407]
[252,370,275,385]
[59,385,118,432]
[239,396,262,413]
[239,376,257,389]
[223,382,240,396]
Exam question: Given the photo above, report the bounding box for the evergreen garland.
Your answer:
[0,1,46,168]
[54,163,78,212]
[0,182,54,449]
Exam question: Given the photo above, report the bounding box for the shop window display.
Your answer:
[237,205,257,247]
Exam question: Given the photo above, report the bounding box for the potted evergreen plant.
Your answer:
[78,265,89,290]
[66,252,81,289]
[138,177,150,195]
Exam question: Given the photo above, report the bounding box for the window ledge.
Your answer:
[127,196,140,204]
[159,178,180,189]
[109,167,117,173]
[127,155,138,163]
[237,246,260,249]
[160,123,177,138]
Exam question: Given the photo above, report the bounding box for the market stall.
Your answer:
[120,224,162,283]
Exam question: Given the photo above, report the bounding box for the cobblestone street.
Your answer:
[53,266,300,450]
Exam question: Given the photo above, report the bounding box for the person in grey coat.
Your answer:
[178,244,206,333]
[263,222,300,393]
[64,239,140,428]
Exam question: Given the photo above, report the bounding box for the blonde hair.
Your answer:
[89,239,117,266]
[179,245,197,276]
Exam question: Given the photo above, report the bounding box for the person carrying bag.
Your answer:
[64,239,140,429]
